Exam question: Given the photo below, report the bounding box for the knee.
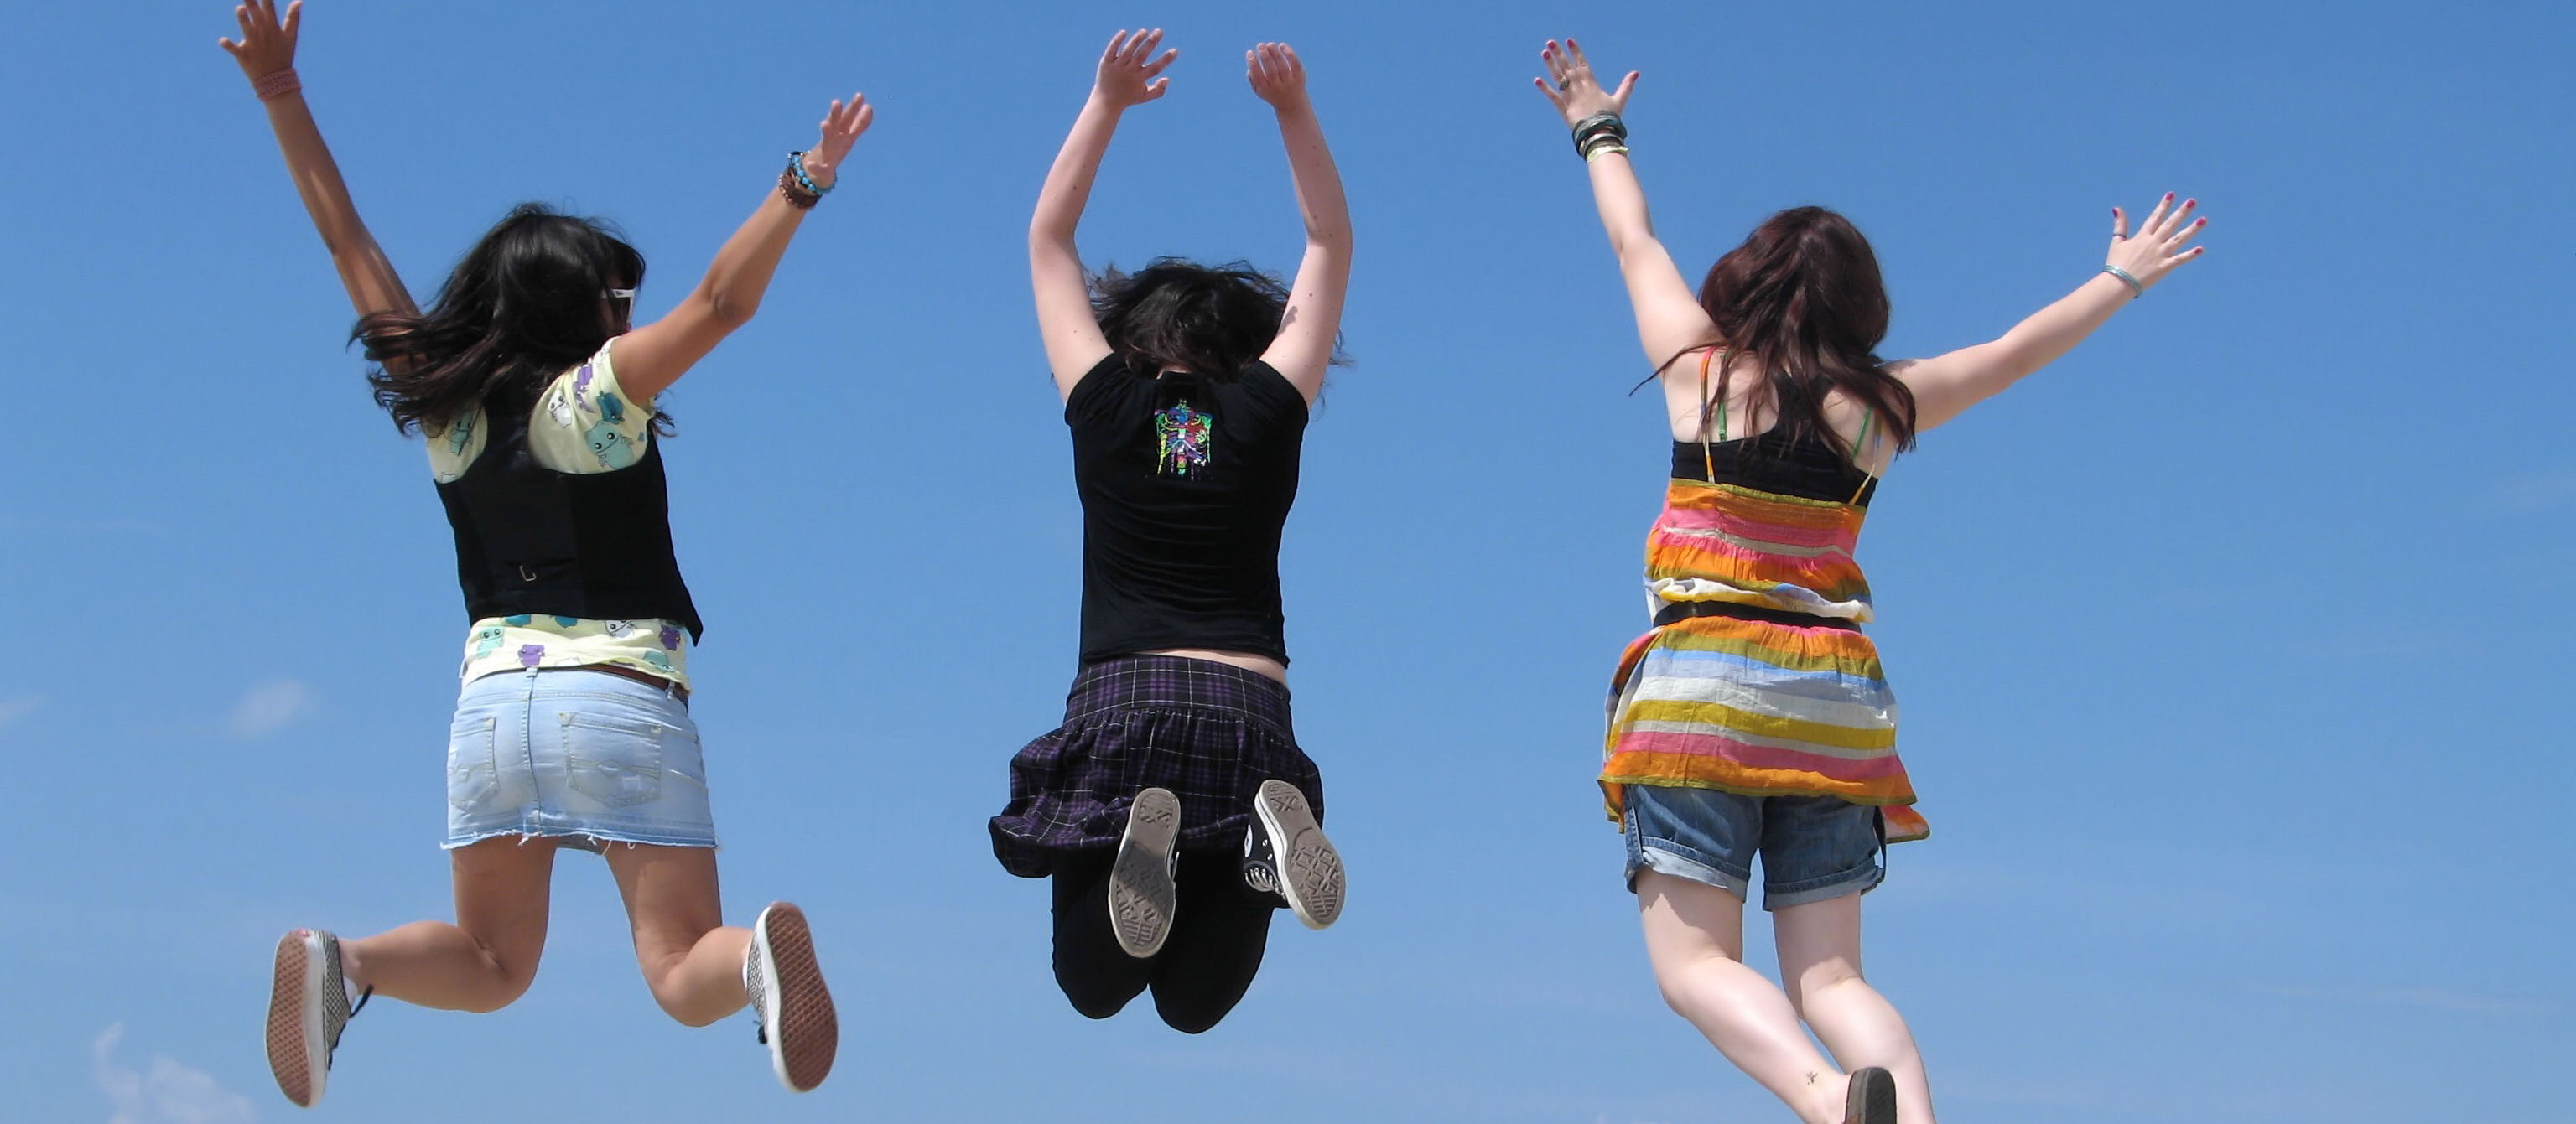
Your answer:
[1152,994,1238,1035]
[1649,948,1738,1014]
[457,966,538,1013]
[1784,961,1863,1015]
[1062,985,1134,1022]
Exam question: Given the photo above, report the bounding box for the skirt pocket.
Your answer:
[559,710,667,808]
[447,713,501,812]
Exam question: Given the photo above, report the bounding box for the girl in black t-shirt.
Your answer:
[987,31,1353,1033]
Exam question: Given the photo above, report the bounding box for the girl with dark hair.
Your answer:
[988,31,1353,1034]
[1536,37,2207,1124]
[222,0,861,1103]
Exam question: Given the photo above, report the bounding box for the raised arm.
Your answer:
[1891,194,2208,431]
[1032,30,1176,399]
[1537,39,1716,373]
[1248,43,1350,404]
[609,93,872,403]
[221,0,415,324]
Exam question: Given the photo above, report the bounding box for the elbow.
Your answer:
[701,290,759,329]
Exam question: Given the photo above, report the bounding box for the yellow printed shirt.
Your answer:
[427,342,693,688]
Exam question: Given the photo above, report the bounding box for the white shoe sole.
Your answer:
[264,931,328,1108]
[1255,780,1344,930]
[1109,788,1182,958]
[750,904,838,1093]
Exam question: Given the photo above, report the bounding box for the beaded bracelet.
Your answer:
[776,169,821,210]
[787,151,834,196]
[252,68,303,102]
[2101,264,2144,298]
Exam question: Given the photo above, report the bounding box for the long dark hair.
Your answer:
[1091,257,1346,379]
[1658,206,1917,457]
[356,203,653,437]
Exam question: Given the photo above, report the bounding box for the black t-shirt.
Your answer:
[1066,353,1309,664]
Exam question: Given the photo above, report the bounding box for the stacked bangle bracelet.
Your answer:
[778,151,833,210]
[252,69,302,102]
[2101,264,2144,297]
[1571,112,1629,162]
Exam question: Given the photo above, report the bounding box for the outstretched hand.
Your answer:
[1535,38,1637,127]
[797,93,873,190]
[2107,193,2209,293]
[219,0,300,80]
[1246,42,1308,111]
[1095,29,1176,109]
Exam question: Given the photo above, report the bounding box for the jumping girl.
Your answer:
[1536,37,2206,1124]
[223,1,860,1103]
[988,31,1352,1033]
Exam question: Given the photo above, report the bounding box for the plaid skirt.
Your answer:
[990,655,1325,878]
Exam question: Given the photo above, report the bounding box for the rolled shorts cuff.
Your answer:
[1627,838,1753,899]
[1758,852,1884,911]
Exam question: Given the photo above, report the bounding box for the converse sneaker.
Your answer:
[1247,779,1343,930]
[1108,787,1182,957]
[745,903,838,1093]
[1843,1066,1897,1124]
[264,929,369,1108]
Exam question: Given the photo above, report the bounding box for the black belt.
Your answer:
[1653,599,1859,632]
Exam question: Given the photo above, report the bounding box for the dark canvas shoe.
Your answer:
[745,903,838,1093]
[1109,787,1182,957]
[1248,780,1343,930]
[264,929,368,1108]
[1843,1067,1897,1124]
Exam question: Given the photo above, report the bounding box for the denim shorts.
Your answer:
[444,668,715,850]
[1622,783,1884,911]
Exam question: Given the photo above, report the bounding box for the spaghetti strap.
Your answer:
[1848,407,1879,504]
[1695,346,1730,481]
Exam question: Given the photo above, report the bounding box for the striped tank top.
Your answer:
[1599,376,1929,842]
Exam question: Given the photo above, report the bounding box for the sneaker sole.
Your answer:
[1255,780,1344,930]
[752,904,838,1093]
[1844,1066,1897,1124]
[264,932,324,1108]
[1109,788,1182,957]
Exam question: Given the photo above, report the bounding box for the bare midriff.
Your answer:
[1144,647,1287,684]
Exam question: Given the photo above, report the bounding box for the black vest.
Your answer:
[434,397,704,642]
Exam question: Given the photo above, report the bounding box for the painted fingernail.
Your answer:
[2164,192,2175,200]
[2184,198,2197,207]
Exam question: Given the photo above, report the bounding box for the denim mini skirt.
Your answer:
[444,667,714,850]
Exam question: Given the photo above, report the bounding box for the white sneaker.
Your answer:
[1108,787,1182,957]
[1248,780,1344,930]
[264,929,368,1108]
[744,903,838,1093]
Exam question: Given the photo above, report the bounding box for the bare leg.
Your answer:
[339,837,554,1012]
[603,843,751,1026]
[1636,871,1847,1124]
[1775,894,1935,1124]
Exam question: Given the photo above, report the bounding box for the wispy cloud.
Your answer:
[2257,982,2547,1016]
[93,1023,258,1124]
[0,696,38,730]
[228,681,317,740]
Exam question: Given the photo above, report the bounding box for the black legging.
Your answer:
[1052,848,1274,1033]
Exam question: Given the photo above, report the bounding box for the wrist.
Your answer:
[251,67,303,102]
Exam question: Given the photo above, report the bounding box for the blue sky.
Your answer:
[4,1,2571,1121]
